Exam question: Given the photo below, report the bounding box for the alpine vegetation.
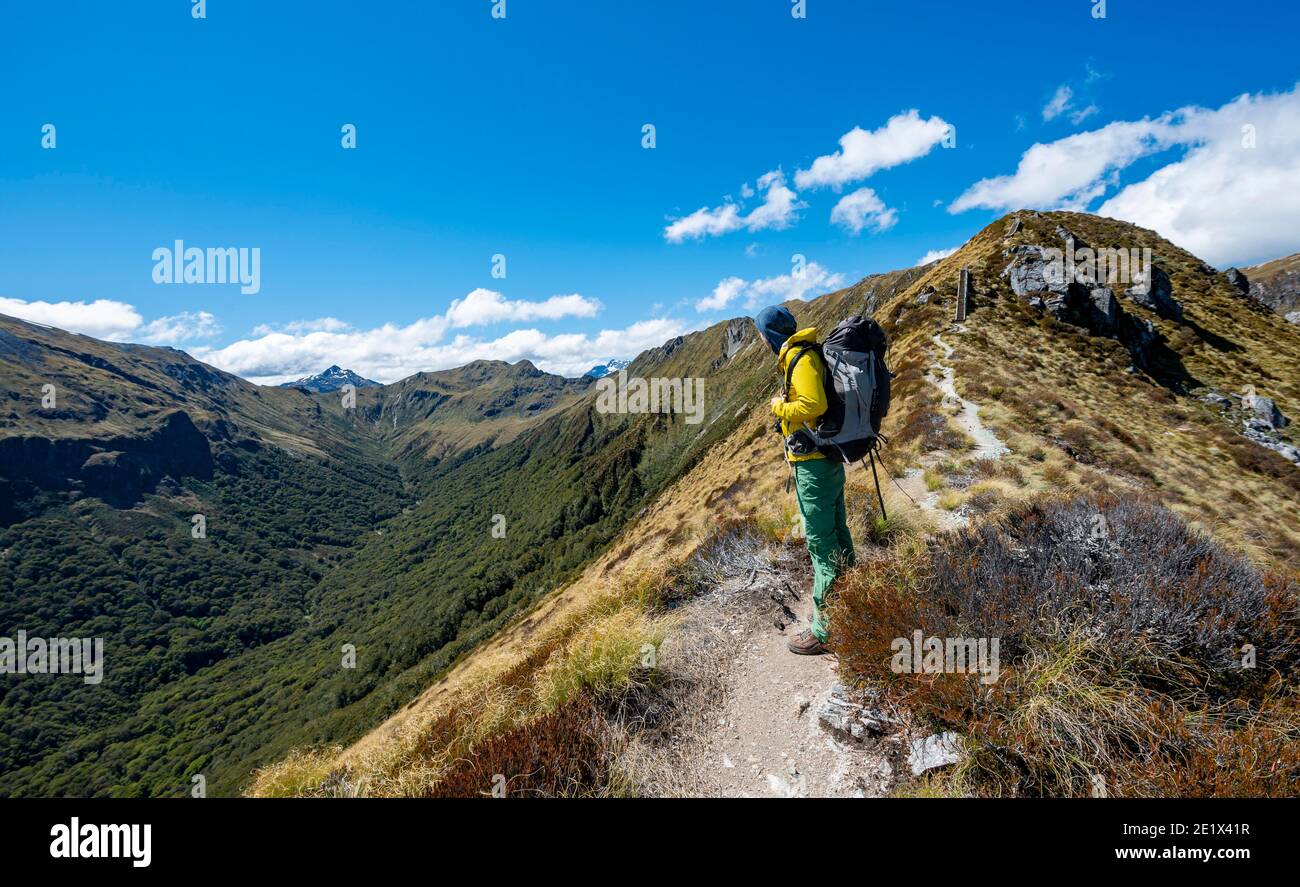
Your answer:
[151,240,261,294]
[594,371,705,424]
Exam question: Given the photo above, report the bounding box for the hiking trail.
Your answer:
[656,548,901,797]
[895,326,1009,530]
[654,324,1009,796]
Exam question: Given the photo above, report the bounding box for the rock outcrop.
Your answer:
[721,318,753,362]
[817,682,900,742]
[1126,264,1182,321]
[0,410,213,509]
[908,732,964,776]
[1224,267,1250,295]
[1242,389,1289,431]
[1239,253,1300,317]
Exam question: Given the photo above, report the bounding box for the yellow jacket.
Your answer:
[773,328,827,462]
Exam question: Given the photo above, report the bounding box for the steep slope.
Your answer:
[1,298,820,795]
[253,210,1299,797]
[8,209,1298,797]
[1234,252,1300,320]
[0,321,628,795]
[938,211,1300,564]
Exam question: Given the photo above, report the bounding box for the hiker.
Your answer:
[756,305,857,656]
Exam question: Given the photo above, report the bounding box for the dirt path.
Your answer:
[655,325,1006,797]
[894,327,1010,531]
[661,552,899,798]
[931,331,1009,461]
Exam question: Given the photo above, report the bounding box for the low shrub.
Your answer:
[429,695,615,797]
[829,494,1300,797]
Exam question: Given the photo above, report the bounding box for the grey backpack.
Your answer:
[784,315,892,514]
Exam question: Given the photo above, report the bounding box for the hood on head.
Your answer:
[777,327,820,365]
[754,305,798,355]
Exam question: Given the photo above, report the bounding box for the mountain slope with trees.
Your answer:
[4,211,1298,797]
[250,210,1300,797]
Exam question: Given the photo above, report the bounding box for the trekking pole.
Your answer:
[867,449,888,521]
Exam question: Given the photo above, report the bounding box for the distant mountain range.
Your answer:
[3,211,1298,798]
[584,358,632,379]
[279,365,381,393]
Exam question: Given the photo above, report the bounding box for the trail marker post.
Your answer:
[955,267,970,322]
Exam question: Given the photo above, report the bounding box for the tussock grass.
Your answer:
[248,565,677,797]
[537,608,671,711]
[829,493,1300,797]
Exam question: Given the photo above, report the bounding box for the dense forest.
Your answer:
[0,312,766,796]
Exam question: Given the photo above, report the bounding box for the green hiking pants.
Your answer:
[793,458,856,642]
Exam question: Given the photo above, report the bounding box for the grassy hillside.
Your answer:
[249,210,1299,797]
[0,306,781,795]
[6,209,1298,797]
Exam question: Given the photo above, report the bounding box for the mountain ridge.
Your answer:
[252,208,1300,797]
[279,365,381,393]
[4,210,1298,797]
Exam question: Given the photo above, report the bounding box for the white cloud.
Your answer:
[829,187,898,234]
[952,85,1300,266]
[916,246,959,266]
[743,170,803,232]
[949,117,1180,213]
[694,262,845,313]
[191,316,696,383]
[252,317,351,336]
[1,285,623,381]
[696,277,747,312]
[1097,89,1300,265]
[1042,85,1074,122]
[664,170,804,242]
[663,203,744,242]
[1044,80,1100,125]
[794,110,951,191]
[0,297,219,344]
[1070,104,1099,125]
[0,297,143,340]
[445,288,602,327]
[139,311,221,344]
[665,110,948,241]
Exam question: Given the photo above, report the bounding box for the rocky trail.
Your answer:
[661,549,903,797]
[660,324,1007,797]
[896,325,1010,531]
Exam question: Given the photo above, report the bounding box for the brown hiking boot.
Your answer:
[787,629,828,656]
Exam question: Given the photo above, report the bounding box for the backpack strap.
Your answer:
[783,344,819,399]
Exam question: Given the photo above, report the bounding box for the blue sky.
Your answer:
[2,1,1297,381]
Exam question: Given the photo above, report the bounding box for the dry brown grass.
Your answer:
[829,494,1300,797]
[250,209,1300,797]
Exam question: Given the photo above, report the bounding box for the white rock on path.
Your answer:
[908,732,964,776]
